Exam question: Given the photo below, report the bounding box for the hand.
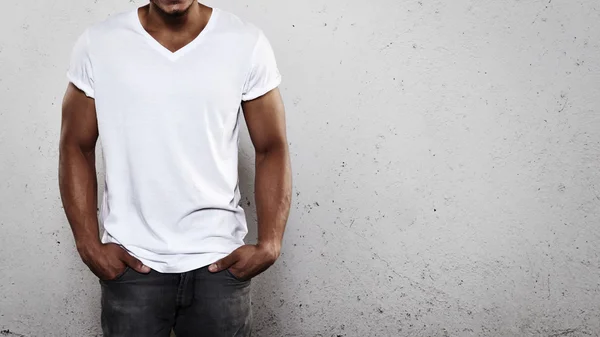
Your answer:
[78,242,151,280]
[208,243,280,281]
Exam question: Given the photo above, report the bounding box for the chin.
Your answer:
[154,0,195,15]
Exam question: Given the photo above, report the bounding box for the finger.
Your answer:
[209,252,238,273]
[120,251,151,273]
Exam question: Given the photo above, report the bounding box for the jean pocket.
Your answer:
[225,268,249,282]
[101,266,130,283]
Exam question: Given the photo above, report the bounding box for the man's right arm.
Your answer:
[59,83,101,256]
[58,84,150,279]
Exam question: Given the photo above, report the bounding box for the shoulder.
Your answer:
[84,9,136,43]
[212,8,265,45]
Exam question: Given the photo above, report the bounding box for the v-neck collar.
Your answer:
[133,6,219,62]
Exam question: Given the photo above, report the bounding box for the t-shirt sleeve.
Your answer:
[241,30,282,101]
[67,29,95,98]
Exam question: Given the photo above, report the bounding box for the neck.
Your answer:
[145,1,202,31]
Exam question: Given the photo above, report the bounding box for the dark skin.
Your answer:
[210,88,291,279]
[59,1,292,281]
[139,0,211,53]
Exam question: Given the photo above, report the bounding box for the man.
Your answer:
[58,0,292,336]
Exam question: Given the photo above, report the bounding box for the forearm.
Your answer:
[254,145,292,257]
[58,144,101,253]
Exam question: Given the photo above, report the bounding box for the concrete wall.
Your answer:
[1,0,599,336]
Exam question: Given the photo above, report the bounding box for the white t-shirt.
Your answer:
[67,7,282,273]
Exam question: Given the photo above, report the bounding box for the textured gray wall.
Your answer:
[1,0,599,336]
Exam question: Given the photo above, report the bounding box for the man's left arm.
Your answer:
[209,88,292,279]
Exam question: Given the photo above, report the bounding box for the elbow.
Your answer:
[255,139,288,161]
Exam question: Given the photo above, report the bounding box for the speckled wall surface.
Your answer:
[1,0,599,336]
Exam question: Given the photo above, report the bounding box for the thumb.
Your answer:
[121,251,151,274]
[209,253,237,273]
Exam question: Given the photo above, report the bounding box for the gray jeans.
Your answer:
[100,265,252,337]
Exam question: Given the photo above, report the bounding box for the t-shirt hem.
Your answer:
[136,252,230,274]
[101,231,245,274]
[241,75,282,101]
[67,72,95,98]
